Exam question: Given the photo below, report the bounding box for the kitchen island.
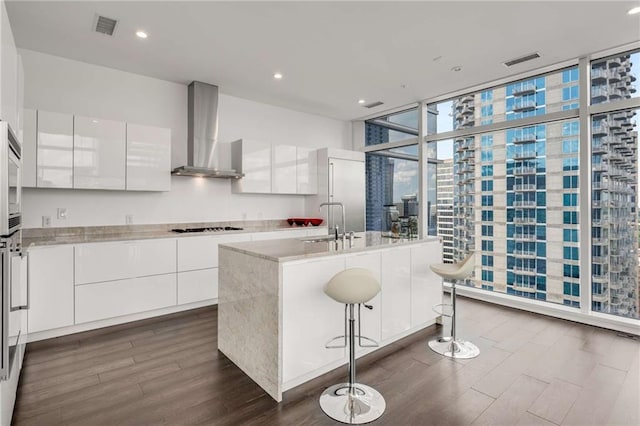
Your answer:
[218,232,442,402]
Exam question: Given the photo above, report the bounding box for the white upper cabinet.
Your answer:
[22,108,37,188]
[272,144,297,194]
[296,147,318,194]
[231,139,272,193]
[126,123,171,191]
[74,115,126,190]
[37,110,74,188]
[232,139,318,195]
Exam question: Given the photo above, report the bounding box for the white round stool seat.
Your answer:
[324,268,380,305]
[430,252,475,281]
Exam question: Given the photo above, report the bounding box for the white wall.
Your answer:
[19,49,352,227]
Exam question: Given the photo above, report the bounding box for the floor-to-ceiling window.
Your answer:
[589,51,640,320]
[363,44,640,331]
[364,108,420,235]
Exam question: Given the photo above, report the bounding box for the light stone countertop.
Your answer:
[22,220,327,247]
[220,231,439,262]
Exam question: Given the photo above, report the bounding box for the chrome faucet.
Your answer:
[320,202,346,243]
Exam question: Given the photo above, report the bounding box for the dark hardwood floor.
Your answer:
[13,297,640,425]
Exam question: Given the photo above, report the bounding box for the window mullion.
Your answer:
[578,56,591,314]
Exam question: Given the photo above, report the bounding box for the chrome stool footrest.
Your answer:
[432,303,453,318]
[325,335,379,349]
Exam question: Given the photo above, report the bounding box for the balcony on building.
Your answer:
[460,94,475,104]
[513,249,537,259]
[458,115,475,128]
[512,284,537,293]
[513,134,537,144]
[513,216,537,225]
[513,183,537,192]
[513,82,537,97]
[512,99,537,112]
[592,141,608,153]
[513,233,537,242]
[591,67,608,83]
[607,57,623,67]
[592,124,609,135]
[513,166,537,175]
[591,86,609,102]
[460,105,474,116]
[512,266,537,275]
[455,139,474,152]
[514,150,537,160]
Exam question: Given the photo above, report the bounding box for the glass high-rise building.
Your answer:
[590,53,638,318]
[450,68,585,304]
[436,159,454,263]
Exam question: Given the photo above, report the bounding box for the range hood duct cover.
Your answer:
[172,81,243,179]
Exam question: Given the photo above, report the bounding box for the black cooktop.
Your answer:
[171,226,244,233]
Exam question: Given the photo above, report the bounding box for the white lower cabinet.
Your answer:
[26,229,339,338]
[75,239,176,285]
[282,257,346,384]
[178,268,218,305]
[410,243,443,327]
[177,233,250,271]
[344,252,382,352]
[27,245,74,333]
[75,274,177,324]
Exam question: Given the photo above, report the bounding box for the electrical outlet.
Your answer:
[125,214,134,225]
[42,216,51,227]
[57,208,67,219]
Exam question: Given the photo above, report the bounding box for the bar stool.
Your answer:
[428,252,480,359]
[319,268,386,424]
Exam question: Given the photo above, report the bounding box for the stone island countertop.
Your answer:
[220,231,439,262]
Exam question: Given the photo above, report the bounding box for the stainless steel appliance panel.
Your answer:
[1,230,26,381]
[0,122,21,236]
[328,158,365,233]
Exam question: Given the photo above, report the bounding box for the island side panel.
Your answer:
[218,247,281,401]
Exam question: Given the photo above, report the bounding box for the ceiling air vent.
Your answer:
[363,101,384,109]
[503,52,541,67]
[95,15,118,36]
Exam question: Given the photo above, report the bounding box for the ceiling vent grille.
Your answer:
[503,52,541,67]
[95,15,118,36]
[363,101,384,109]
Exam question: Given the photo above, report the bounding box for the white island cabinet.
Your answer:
[218,233,442,402]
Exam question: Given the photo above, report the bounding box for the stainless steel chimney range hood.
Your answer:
[172,81,243,179]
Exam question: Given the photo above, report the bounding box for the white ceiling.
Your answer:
[6,1,640,121]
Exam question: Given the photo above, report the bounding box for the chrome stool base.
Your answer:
[428,337,480,359]
[320,382,386,424]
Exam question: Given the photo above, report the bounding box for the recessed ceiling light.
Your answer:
[358,99,366,104]
[628,6,640,14]
[451,66,462,72]
[136,31,148,39]
[273,72,283,80]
